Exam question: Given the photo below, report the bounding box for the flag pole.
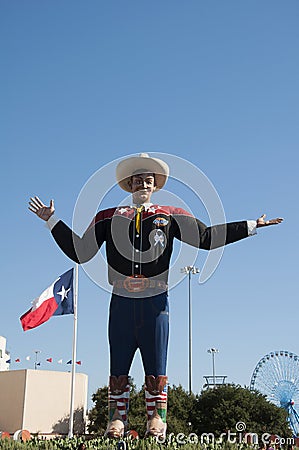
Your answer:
[68,263,79,438]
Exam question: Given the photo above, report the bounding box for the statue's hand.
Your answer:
[28,196,55,222]
[256,213,284,227]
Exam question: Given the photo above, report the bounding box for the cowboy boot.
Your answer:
[105,375,130,438]
[144,375,168,438]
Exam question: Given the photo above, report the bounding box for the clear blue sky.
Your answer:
[1,1,298,410]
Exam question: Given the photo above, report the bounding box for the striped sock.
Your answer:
[145,376,168,423]
[108,376,130,425]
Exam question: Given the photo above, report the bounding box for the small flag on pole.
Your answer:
[20,269,74,331]
[26,356,31,361]
[76,361,82,365]
[46,358,53,363]
[67,360,72,365]
[15,358,20,363]
[58,359,63,364]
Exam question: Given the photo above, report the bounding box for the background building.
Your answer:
[0,336,10,371]
[0,369,88,435]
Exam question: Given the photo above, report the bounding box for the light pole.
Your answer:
[207,348,219,387]
[181,265,199,394]
[34,350,41,370]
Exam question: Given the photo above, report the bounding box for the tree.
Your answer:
[190,384,292,439]
[167,385,196,435]
[88,385,108,435]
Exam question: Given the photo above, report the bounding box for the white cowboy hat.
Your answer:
[116,153,169,192]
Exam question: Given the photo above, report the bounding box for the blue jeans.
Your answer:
[108,292,169,377]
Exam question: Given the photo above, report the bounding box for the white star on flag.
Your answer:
[147,206,156,213]
[57,285,70,301]
[20,268,74,331]
[118,207,128,214]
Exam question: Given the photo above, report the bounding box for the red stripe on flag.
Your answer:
[20,297,58,331]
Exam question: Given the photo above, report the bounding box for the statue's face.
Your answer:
[129,172,156,204]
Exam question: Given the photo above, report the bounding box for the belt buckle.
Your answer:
[123,275,149,293]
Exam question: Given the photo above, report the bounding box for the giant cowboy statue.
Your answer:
[29,153,283,439]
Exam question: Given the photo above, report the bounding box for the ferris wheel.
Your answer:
[250,350,299,436]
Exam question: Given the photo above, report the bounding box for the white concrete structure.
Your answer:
[0,336,10,371]
[0,369,88,435]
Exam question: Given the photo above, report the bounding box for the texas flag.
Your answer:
[20,269,74,331]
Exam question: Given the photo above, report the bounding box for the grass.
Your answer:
[2,436,297,450]
[0,436,263,450]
